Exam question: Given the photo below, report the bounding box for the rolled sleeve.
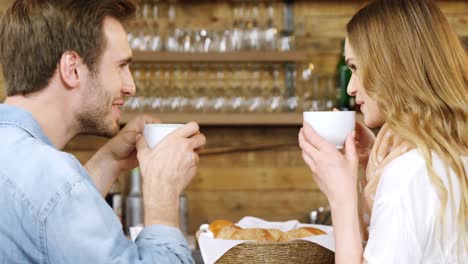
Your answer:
[44,178,194,264]
[136,225,193,263]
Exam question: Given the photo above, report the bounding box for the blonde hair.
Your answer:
[347,0,467,253]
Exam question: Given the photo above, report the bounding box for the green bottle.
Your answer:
[336,40,352,110]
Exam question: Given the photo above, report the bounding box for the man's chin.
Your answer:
[80,121,120,138]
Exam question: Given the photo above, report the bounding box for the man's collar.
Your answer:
[0,104,54,147]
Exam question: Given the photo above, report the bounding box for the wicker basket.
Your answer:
[215,240,335,264]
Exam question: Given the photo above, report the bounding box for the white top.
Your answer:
[364,149,467,264]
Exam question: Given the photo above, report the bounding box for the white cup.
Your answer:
[303,111,356,149]
[143,124,184,149]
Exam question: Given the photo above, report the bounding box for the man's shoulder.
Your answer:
[0,132,80,175]
[0,132,87,218]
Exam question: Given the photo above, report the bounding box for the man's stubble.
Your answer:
[76,73,120,138]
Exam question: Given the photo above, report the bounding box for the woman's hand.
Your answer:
[354,121,375,169]
[298,123,359,206]
[332,109,375,170]
[299,123,364,264]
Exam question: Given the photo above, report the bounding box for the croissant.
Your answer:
[209,219,326,242]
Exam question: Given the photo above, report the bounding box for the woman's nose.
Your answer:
[347,75,357,97]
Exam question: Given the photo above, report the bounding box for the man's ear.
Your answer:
[59,51,81,89]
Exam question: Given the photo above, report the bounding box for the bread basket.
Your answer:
[215,240,334,264]
[198,217,335,264]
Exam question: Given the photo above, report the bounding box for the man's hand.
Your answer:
[135,122,206,227]
[85,115,160,197]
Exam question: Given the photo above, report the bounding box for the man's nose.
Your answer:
[122,69,136,97]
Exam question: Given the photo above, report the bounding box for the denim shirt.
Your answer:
[0,104,194,264]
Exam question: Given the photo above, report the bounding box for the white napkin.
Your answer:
[198,216,335,264]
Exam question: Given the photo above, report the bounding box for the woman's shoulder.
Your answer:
[376,149,464,200]
[377,149,427,194]
[370,150,466,263]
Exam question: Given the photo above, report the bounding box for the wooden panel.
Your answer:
[133,51,310,63]
[296,5,468,40]
[186,190,328,232]
[447,14,468,36]
[66,135,109,150]
[295,1,368,17]
[0,0,13,11]
[71,150,96,165]
[295,1,467,16]
[437,1,468,15]
[189,167,317,191]
[198,148,306,168]
[298,15,351,39]
[304,52,341,74]
[163,1,283,32]
[121,112,304,125]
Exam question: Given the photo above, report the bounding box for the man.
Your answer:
[0,0,205,263]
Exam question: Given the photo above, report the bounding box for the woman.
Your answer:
[299,0,467,263]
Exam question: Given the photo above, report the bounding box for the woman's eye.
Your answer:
[349,65,357,72]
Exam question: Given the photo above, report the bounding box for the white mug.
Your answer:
[303,111,356,149]
[143,124,184,149]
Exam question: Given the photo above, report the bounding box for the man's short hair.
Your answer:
[0,0,136,96]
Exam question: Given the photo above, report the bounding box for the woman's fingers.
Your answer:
[302,151,317,172]
[299,128,320,158]
[302,123,334,151]
[355,121,375,146]
[345,132,358,162]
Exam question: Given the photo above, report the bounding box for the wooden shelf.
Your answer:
[132,51,309,63]
[121,111,363,126]
[121,112,303,126]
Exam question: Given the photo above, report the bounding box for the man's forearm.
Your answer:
[330,193,363,264]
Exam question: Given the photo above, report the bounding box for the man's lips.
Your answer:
[112,99,125,106]
[112,100,125,119]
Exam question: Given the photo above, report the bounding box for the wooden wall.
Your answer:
[295,0,468,72]
[1,1,467,233]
